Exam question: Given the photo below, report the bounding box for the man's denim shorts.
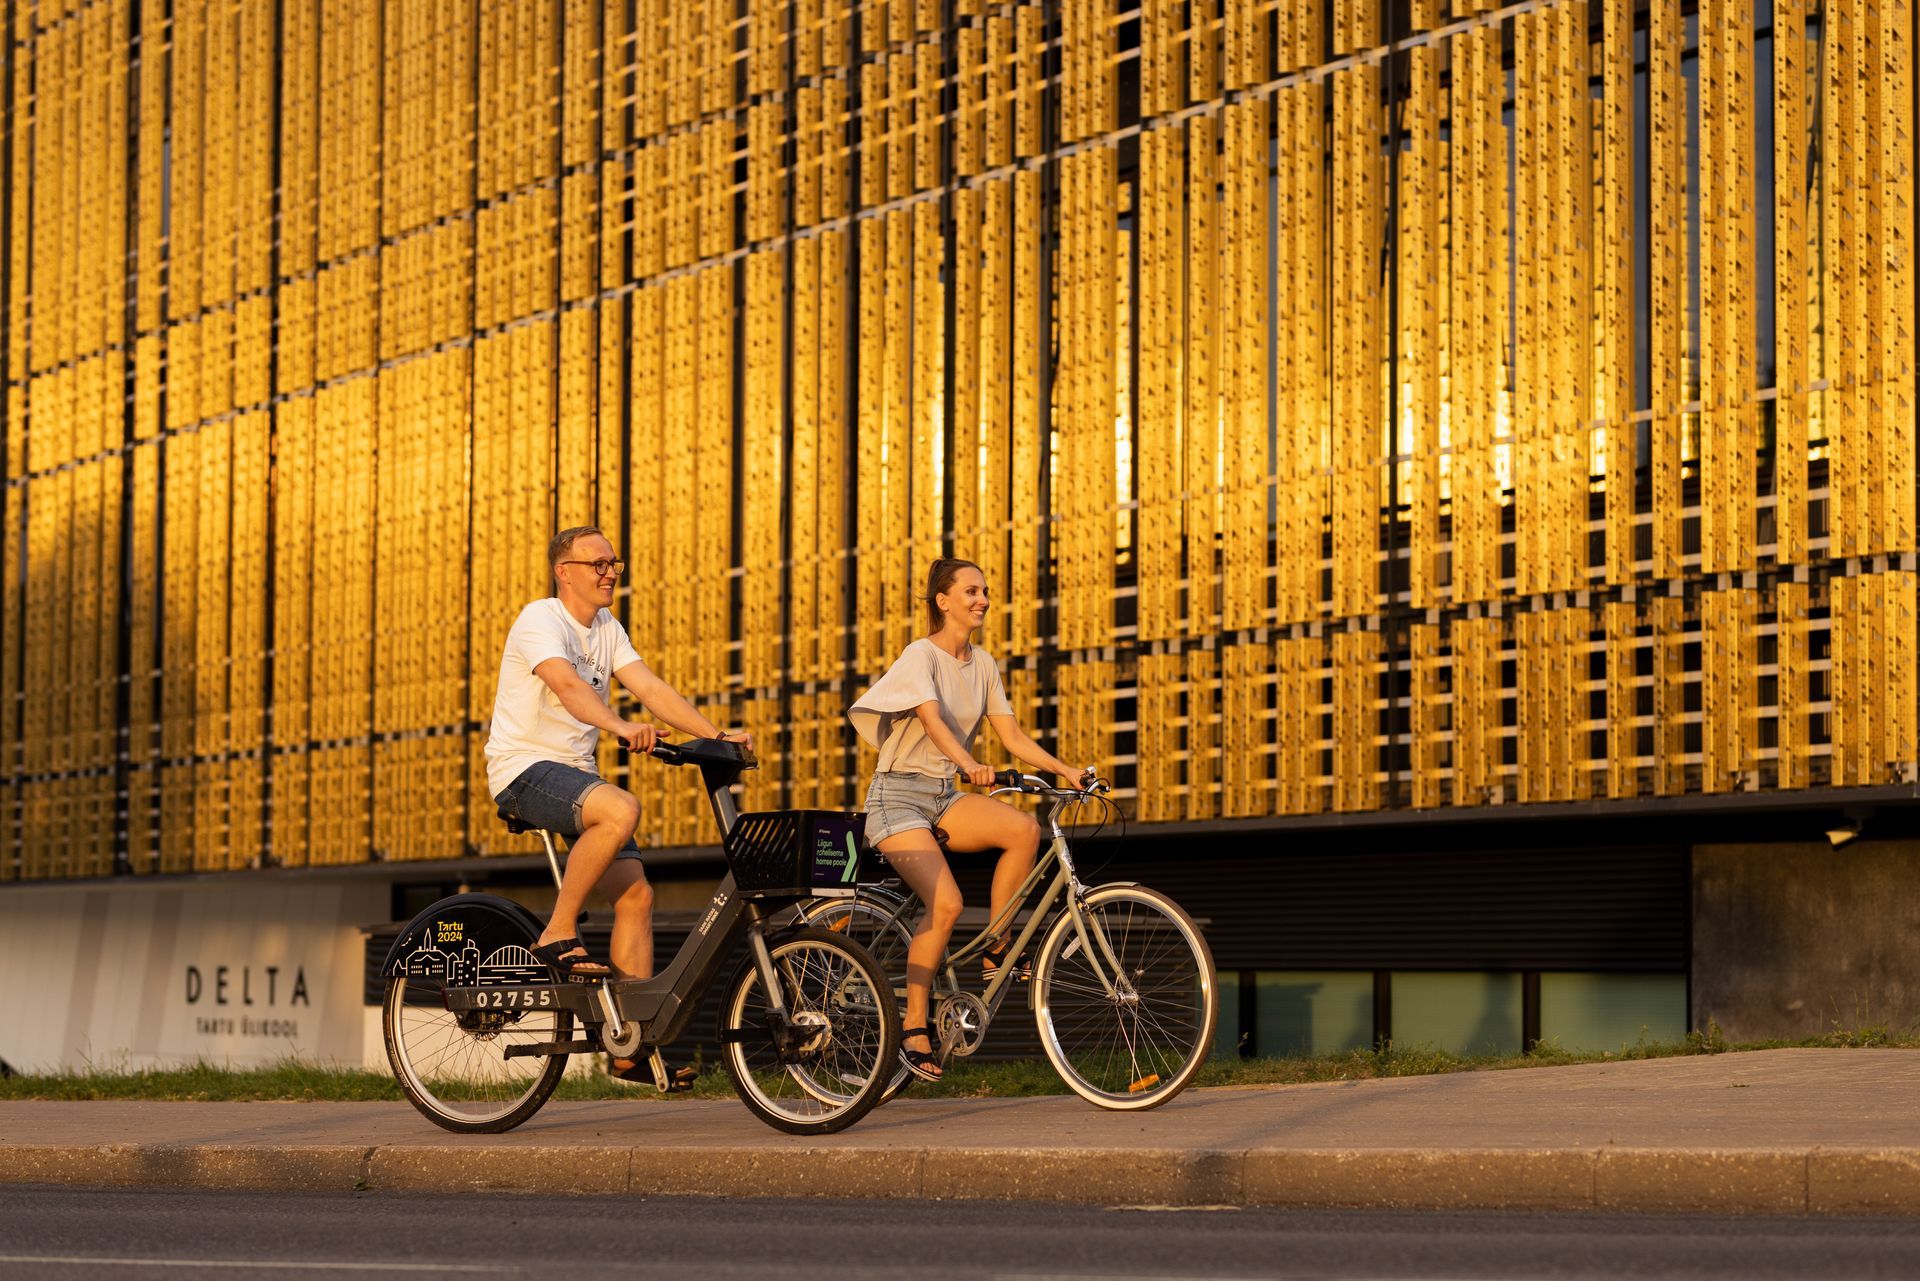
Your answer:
[863,771,960,847]
[495,760,644,862]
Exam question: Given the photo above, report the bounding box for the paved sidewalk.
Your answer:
[6,1049,1920,1213]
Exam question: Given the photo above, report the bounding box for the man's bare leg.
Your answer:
[535,783,641,959]
[597,859,655,979]
[595,849,658,1078]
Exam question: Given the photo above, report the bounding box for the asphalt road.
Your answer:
[3,1185,1919,1280]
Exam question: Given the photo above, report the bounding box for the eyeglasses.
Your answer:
[559,558,626,577]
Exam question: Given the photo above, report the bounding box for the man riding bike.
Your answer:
[483,525,751,1080]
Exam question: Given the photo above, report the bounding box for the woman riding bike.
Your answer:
[848,557,1092,1081]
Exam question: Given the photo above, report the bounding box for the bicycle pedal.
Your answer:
[649,1049,698,1094]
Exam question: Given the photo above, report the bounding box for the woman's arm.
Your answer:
[912,702,996,786]
[985,714,1088,785]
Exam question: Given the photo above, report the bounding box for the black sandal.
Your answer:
[607,1052,698,1092]
[981,939,1030,984]
[531,937,612,981]
[899,1026,943,1082]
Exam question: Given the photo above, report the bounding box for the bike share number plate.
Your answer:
[444,986,561,1011]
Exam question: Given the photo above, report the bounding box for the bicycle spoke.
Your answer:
[1034,888,1215,1108]
[386,981,569,1128]
[724,933,894,1128]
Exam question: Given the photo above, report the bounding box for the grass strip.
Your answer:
[3,1025,1912,1103]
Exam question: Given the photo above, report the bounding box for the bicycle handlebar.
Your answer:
[990,769,1111,799]
[615,736,758,772]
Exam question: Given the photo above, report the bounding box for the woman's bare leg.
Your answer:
[934,794,1042,957]
[876,829,961,1077]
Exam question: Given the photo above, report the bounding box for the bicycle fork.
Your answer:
[1048,835,1132,1002]
[747,906,819,1063]
[1058,884,1159,1093]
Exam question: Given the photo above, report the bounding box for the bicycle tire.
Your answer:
[719,927,900,1134]
[383,976,571,1134]
[798,891,922,1103]
[1031,884,1217,1111]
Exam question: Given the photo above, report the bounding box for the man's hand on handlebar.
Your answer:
[614,721,666,754]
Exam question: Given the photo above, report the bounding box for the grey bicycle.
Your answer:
[797,770,1218,1110]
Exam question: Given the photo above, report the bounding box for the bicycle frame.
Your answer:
[431,739,790,1050]
[826,785,1135,1016]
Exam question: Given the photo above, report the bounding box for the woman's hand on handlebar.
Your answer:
[1073,766,1098,791]
[960,761,997,787]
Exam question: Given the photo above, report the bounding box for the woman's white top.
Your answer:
[848,637,1014,779]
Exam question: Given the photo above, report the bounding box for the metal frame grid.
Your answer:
[0,0,1915,879]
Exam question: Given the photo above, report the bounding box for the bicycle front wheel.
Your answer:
[383,977,571,1134]
[1031,884,1217,1110]
[719,927,900,1134]
[798,891,921,1103]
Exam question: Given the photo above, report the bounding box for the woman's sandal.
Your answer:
[531,937,612,982]
[980,939,1030,984]
[899,1026,943,1082]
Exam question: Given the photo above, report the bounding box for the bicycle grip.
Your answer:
[992,768,1024,789]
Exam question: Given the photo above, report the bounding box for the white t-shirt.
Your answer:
[484,598,642,797]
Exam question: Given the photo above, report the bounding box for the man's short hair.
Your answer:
[549,525,603,569]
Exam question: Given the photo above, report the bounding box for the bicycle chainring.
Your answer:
[934,991,990,1058]
[602,1017,645,1058]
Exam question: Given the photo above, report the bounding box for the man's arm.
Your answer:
[533,658,644,741]
[612,659,739,743]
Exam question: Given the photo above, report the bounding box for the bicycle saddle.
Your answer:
[496,805,537,836]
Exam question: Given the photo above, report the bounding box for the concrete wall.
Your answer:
[0,878,387,1073]
[1692,841,1920,1042]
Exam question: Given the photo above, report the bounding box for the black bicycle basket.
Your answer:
[724,810,879,899]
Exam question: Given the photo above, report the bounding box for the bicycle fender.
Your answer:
[382,893,548,980]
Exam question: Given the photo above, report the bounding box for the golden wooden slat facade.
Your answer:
[2,0,1918,880]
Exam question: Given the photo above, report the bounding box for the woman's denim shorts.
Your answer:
[495,760,644,862]
[863,771,960,848]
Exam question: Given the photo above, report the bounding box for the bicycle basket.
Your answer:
[724,810,880,900]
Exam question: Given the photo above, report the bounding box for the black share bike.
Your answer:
[379,737,901,1135]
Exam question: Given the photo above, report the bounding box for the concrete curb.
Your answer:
[9,1143,1920,1213]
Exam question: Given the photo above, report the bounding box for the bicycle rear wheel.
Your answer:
[720,927,899,1134]
[1031,884,1217,1110]
[383,977,571,1133]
